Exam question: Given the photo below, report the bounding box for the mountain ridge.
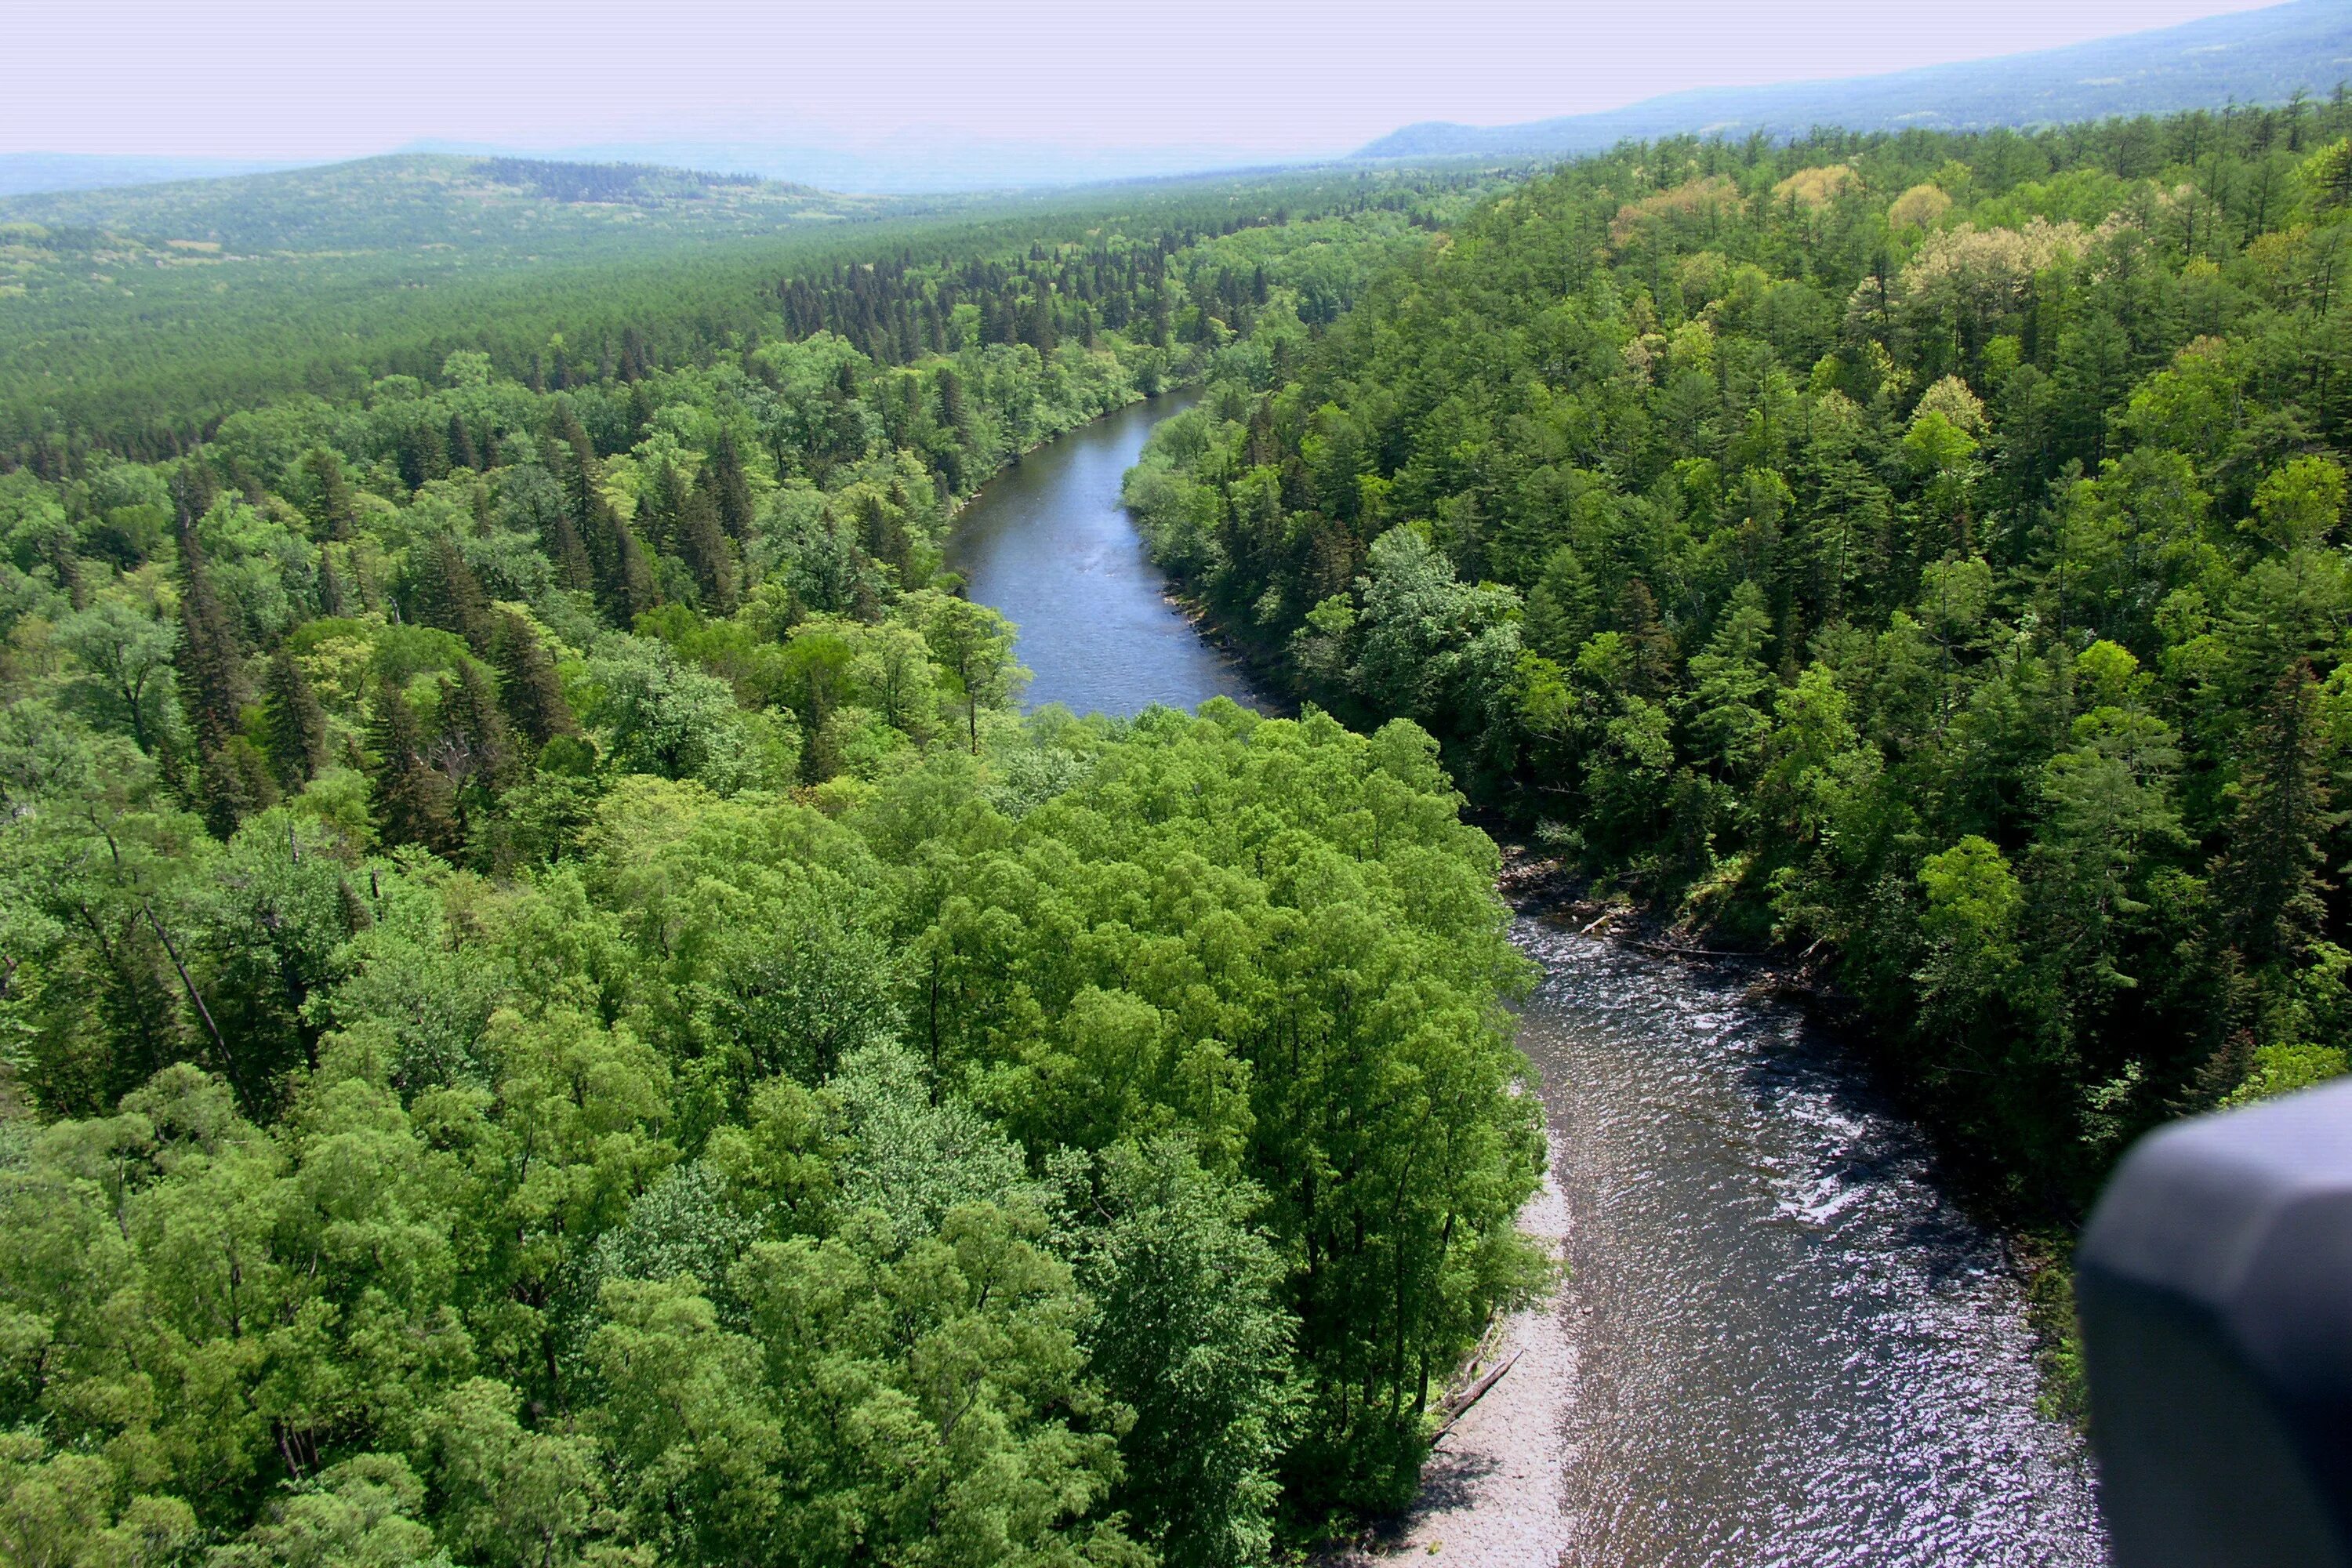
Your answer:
[1356,0,2352,160]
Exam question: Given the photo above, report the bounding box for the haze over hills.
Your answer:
[1358,0,2350,160]
[0,152,312,198]
[404,133,1308,196]
[0,154,877,264]
[7,5,2347,199]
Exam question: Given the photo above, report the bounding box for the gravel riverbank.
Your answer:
[1326,1127,1577,1566]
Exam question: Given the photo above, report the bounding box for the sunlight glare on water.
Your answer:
[1517,920,2107,1568]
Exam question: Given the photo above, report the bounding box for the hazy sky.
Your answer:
[9,0,2293,160]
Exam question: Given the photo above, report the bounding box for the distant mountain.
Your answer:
[408,134,1305,195]
[0,152,318,198]
[0,154,884,262]
[1356,0,2352,161]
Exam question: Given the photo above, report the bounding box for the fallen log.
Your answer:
[1431,1348,1522,1444]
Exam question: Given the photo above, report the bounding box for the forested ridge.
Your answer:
[0,182,1549,1564]
[0,161,1487,466]
[1126,99,2352,1386]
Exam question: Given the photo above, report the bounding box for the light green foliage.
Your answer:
[0,681,1535,1561]
[0,165,1537,1559]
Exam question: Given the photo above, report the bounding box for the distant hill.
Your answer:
[0,153,876,264]
[0,152,317,198]
[409,134,1306,196]
[1356,0,2352,160]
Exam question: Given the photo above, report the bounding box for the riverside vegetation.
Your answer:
[1124,101,2352,1408]
[0,173,1551,1565]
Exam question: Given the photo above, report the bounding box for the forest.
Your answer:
[1123,99,2352,1322]
[10,64,2351,1558]
[0,182,1549,1564]
[0,158,1489,466]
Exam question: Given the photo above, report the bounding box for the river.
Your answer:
[944,392,1254,715]
[948,394,2108,1566]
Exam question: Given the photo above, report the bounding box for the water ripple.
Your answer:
[1516,922,2107,1568]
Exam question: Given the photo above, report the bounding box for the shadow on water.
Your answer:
[944,392,1260,717]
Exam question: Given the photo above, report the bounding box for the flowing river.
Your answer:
[949,394,2108,1566]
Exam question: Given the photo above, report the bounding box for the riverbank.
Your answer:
[1318,837,2105,1566]
[1323,1140,1576,1566]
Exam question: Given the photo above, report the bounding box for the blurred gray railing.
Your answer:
[2081,1076,2352,1568]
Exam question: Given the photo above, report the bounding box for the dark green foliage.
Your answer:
[2216,661,2343,971]
[172,528,245,757]
[1128,103,2352,1207]
[367,679,459,856]
[262,648,330,786]
[492,612,577,748]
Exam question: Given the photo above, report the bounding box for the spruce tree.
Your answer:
[436,662,514,829]
[418,535,495,655]
[262,649,331,789]
[680,473,739,613]
[604,523,659,625]
[368,680,460,856]
[172,524,247,756]
[198,737,277,840]
[710,431,755,542]
[642,461,684,554]
[2213,660,2344,971]
[303,449,357,540]
[446,414,481,473]
[492,612,578,747]
[315,549,349,618]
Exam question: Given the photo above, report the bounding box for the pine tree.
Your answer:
[2212,660,2344,971]
[262,649,331,789]
[173,524,246,756]
[710,431,755,542]
[679,474,739,613]
[368,680,460,856]
[303,449,357,540]
[492,612,578,747]
[198,738,278,840]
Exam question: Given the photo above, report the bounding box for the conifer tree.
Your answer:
[679,474,739,613]
[641,461,684,553]
[315,549,349,618]
[199,737,278,840]
[368,680,460,856]
[437,662,515,811]
[172,524,246,757]
[418,535,495,655]
[303,448,358,540]
[262,649,331,789]
[492,612,578,747]
[604,522,659,624]
[446,414,481,472]
[2213,660,2344,971]
[710,430,755,542]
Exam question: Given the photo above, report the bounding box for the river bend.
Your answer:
[949,394,2107,1566]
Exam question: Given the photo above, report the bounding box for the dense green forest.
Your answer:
[0,158,1488,465]
[0,180,1549,1564]
[1127,100,2352,1242]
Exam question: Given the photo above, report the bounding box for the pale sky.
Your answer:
[7,0,2296,161]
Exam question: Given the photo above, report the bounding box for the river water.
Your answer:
[945,393,1254,716]
[949,394,2108,1566]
